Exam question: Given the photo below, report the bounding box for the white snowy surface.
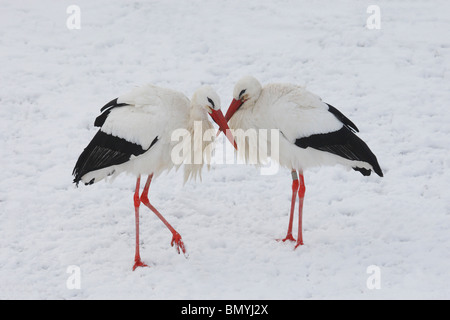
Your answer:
[1,0,449,299]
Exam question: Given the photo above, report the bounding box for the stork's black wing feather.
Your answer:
[326,103,359,133]
[72,130,158,186]
[94,98,130,127]
[295,126,383,177]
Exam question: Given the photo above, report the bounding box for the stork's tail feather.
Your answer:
[295,127,383,178]
[73,164,116,187]
[346,131,383,177]
[72,142,118,187]
[72,146,92,187]
[352,163,383,177]
[72,130,155,186]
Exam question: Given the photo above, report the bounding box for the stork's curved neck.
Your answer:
[189,104,208,123]
[181,105,214,183]
[244,98,258,110]
[228,104,255,132]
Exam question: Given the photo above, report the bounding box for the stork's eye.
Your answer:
[207,97,215,108]
[239,89,246,98]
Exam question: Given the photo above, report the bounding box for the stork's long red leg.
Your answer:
[279,170,299,242]
[133,175,148,271]
[295,172,306,249]
[140,174,186,255]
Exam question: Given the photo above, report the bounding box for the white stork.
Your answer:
[73,84,235,270]
[223,75,383,248]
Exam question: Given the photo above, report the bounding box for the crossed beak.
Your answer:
[216,98,244,138]
[209,108,237,150]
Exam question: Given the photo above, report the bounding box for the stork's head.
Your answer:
[190,85,223,118]
[191,85,237,150]
[225,76,262,121]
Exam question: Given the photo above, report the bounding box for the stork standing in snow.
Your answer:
[73,84,235,270]
[223,76,383,248]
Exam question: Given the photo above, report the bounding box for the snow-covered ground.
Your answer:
[1,0,449,299]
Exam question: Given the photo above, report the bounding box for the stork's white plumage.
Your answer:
[224,75,383,248]
[73,84,235,270]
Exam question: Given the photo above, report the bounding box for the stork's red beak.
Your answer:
[216,98,244,138]
[225,98,244,122]
[209,109,237,150]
